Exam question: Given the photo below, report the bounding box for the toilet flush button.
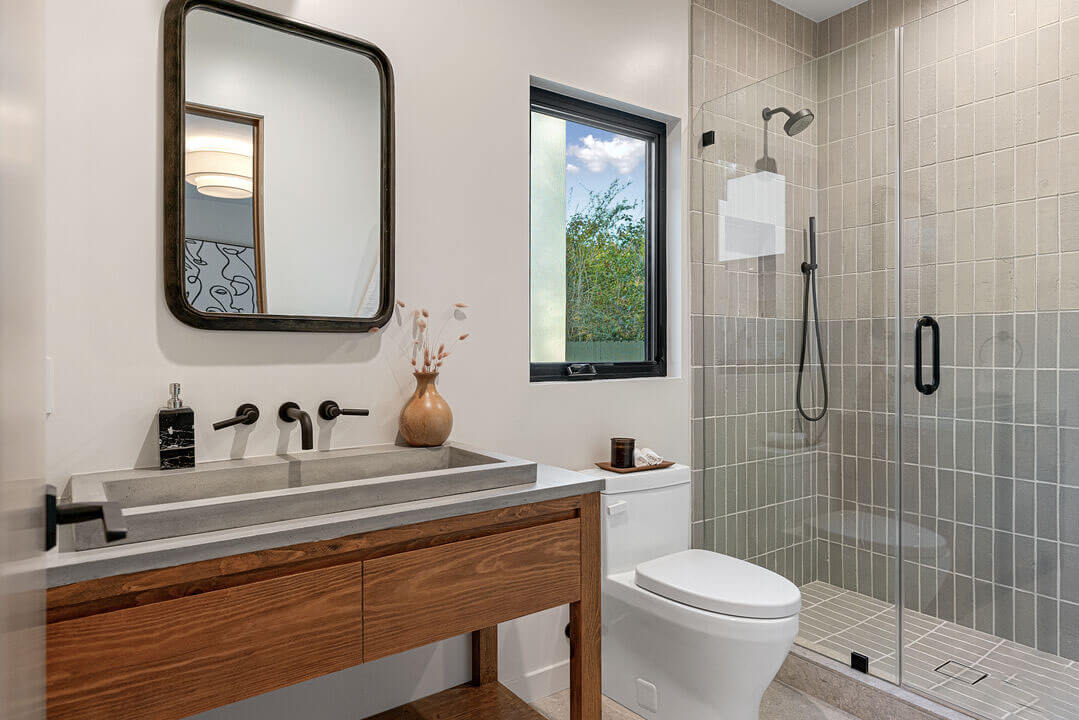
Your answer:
[636,678,658,713]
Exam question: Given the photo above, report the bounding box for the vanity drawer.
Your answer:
[363,518,581,660]
[47,561,364,720]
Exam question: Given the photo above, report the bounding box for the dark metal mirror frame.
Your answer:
[163,0,395,332]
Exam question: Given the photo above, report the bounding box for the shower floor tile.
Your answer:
[797,581,1079,720]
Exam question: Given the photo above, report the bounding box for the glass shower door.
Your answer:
[897,3,1079,718]
[696,1,1079,716]
[694,25,902,685]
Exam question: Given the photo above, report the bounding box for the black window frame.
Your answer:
[529,87,667,382]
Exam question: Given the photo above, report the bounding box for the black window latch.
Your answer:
[565,363,598,380]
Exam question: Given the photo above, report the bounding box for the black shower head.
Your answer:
[762,106,815,136]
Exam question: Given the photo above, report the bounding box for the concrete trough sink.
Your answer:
[66,443,537,550]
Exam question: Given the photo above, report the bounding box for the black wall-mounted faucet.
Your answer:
[212,403,260,431]
[318,400,370,421]
[279,402,314,450]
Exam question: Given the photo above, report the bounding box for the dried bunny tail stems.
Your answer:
[368,327,379,333]
[396,299,406,307]
[400,301,469,374]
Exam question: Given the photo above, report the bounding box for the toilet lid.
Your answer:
[634,549,801,619]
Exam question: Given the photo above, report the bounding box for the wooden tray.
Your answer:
[594,460,674,474]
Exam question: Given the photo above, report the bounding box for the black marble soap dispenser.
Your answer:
[158,382,195,470]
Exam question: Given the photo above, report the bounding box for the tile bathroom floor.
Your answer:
[532,680,859,720]
[799,581,1079,720]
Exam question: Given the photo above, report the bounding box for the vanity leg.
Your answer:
[570,492,601,720]
[471,626,498,686]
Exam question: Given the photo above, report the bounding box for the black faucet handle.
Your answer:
[46,485,127,551]
[318,400,370,421]
[211,403,260,431]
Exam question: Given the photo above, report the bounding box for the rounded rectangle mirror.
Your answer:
[164,0,394,332]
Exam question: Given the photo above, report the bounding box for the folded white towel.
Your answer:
[634,447,663,467]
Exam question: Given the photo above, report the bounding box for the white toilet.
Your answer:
[584,464,801,720]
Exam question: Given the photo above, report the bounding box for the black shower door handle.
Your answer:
[914,315,940,396]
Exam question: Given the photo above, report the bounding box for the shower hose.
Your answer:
[796,216,828,422]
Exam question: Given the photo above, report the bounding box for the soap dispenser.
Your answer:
[158,382,195,470]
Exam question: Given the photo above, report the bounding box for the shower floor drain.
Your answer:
[935,660,988,685]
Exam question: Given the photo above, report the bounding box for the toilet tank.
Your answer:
[581,465,691,577]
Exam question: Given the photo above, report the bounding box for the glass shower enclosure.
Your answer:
[693,3,1077,718]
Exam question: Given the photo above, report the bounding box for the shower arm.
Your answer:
[762,106,792,121]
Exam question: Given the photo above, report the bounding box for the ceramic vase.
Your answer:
[399,371,453,447]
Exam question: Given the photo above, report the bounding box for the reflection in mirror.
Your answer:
[185,105,264,313]
[180,6,386,321]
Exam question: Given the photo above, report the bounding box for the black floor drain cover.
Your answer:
[935,660,988,684]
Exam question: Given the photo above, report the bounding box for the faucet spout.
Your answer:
[278,402,314,450]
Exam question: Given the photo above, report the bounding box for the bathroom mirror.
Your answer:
[164,0,394,331]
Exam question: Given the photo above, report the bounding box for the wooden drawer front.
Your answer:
[47,561,364,720]
[364,518,581,661]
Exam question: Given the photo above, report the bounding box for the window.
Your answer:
[529,87,667,381]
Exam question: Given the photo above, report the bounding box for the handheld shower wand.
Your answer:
[796,216,828,422]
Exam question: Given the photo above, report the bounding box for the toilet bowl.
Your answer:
[582,465,800,720]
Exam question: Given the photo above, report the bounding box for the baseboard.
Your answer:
[501,659,570,703]
[778,646,975,720]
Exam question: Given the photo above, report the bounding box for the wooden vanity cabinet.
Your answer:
[46,493,601,720]
[47,562,366,719]
[363,518,582,660]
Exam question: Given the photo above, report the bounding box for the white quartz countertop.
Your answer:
[48,463,603,588]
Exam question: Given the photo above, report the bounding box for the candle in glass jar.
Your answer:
[611,437,635,469]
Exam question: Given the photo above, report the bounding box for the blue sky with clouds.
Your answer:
[564,121,646,218]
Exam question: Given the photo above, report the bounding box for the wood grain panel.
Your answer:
[48,497,582,623]
[366,682,545,720]
[570,492,602,720]
[472,626,498,685]
[47,561,364,720]
[364,519,580,661]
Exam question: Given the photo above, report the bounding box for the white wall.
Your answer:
[1,0,47,716]
[43,0,689,716]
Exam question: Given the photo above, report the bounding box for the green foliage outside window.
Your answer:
[565,179,646,343]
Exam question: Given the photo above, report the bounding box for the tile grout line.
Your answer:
[798,581,1079,720]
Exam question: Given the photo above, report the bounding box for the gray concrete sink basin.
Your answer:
[66,443,537,550]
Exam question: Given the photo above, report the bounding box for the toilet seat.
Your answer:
[634,549,801,619]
